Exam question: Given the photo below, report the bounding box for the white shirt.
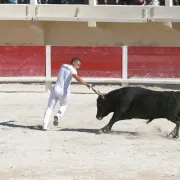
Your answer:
[54,64,77,94]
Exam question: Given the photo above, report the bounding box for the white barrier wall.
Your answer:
[0,21,44,45]
[43,22,180,46]
[0,21,180,46]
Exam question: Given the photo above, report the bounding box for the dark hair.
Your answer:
[70,57,81,64]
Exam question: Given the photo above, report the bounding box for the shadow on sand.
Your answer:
[59,128,141,136]
[0,121,142,136]
[0,120,43,130]
[0,121,171,139]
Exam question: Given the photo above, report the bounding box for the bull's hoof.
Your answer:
[172,135,179,140]
[146,120,150,124]
[167,133,179,140]
[98,128,110,134]
[146,119,153,124]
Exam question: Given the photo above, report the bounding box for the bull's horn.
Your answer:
[91,86,101,95]
[98,90,105,99]
[92,87,105,99]
[100,95,105,99]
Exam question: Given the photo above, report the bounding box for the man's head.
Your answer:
[96,95,109,120]
[70,57,81,69]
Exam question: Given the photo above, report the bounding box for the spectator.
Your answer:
[7,0,17,3]
[18,0,29,3]
[98,0,144,4]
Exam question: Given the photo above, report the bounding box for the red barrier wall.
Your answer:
[128,47,180,78]
[0,46,45,76]
[51,46,122,78]
[0,46,180,79]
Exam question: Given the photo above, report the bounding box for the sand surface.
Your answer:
[0,84,180,180]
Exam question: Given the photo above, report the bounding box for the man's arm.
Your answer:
[72,74,91,88]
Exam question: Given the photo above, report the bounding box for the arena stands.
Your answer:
[0,0,179,5]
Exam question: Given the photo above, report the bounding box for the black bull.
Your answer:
[92,86,180,139]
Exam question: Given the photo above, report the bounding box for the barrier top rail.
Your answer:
[0,0,177,6]
[30,0,176,6]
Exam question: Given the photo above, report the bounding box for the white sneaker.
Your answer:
[42,124,49,131]
[42,128,49,131]
[53,115,59,126]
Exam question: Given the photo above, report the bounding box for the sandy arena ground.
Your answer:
[0,83,180,180]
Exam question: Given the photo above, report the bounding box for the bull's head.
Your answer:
[92,87,109,120]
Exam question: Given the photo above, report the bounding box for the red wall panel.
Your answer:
[0,46,45,76]
[1,46,180,79]
[51,46,122,78]
[128,47,180,78]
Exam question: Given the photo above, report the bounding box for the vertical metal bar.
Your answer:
[122,46,128,80]
[46,45,51,79]
[122,46,128,87]
[45,45,52,92]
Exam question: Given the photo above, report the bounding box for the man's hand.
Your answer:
[87,84,93,89]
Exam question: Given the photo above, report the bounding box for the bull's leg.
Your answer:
[99,120,116,133]
[168,126,177,138]
[146,118,153,124]
[99,112,120,133]
[175,122,180,138]
[168,124,179,139]
[168,116,180,139]
[99,102,130,134]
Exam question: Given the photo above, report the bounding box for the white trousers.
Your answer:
[43,86,69,129]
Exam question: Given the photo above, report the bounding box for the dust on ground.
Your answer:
[0,84,180,180]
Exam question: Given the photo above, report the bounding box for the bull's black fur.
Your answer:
[95,86,180,139]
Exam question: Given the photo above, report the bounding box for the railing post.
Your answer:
[122,46,128,87]
[163,0,172,30]
[45,45,52,92]
[165,0,173,6]
[88,0,97,27]
[30,0,38,5]
[89,0,96,6]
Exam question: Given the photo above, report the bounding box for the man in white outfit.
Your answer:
[43,57,92,130]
